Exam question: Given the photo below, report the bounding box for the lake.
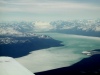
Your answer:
[16,33,100,73]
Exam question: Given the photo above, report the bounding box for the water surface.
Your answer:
[16,33,100,72]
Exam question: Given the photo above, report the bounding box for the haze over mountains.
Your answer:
[0,19,100,37]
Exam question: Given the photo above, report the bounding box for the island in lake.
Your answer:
[82,49,100,56]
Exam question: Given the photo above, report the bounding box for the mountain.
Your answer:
[1,19,100,37]
[0,33,63,58]
[50,19,100,37]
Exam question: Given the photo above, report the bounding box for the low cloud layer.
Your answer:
[0,0,100,21]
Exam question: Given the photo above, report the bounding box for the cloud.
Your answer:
[1,0,100,4]
[0,1,100,13]
[0,0,100,21]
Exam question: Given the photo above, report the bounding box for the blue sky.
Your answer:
[0,0,100,21]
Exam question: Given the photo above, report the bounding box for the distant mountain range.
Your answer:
[50,20,100,37]
[0,19,100,37]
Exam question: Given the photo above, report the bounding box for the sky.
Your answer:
[0,0,100,21]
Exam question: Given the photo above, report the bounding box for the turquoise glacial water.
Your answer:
[16,33,100,72]
[45,33,100,52]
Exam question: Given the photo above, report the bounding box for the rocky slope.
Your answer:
[0,33,63,58]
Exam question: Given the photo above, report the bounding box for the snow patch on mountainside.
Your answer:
[33,21,53,32]
[0,28,22,35]
[95,26,100,31]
